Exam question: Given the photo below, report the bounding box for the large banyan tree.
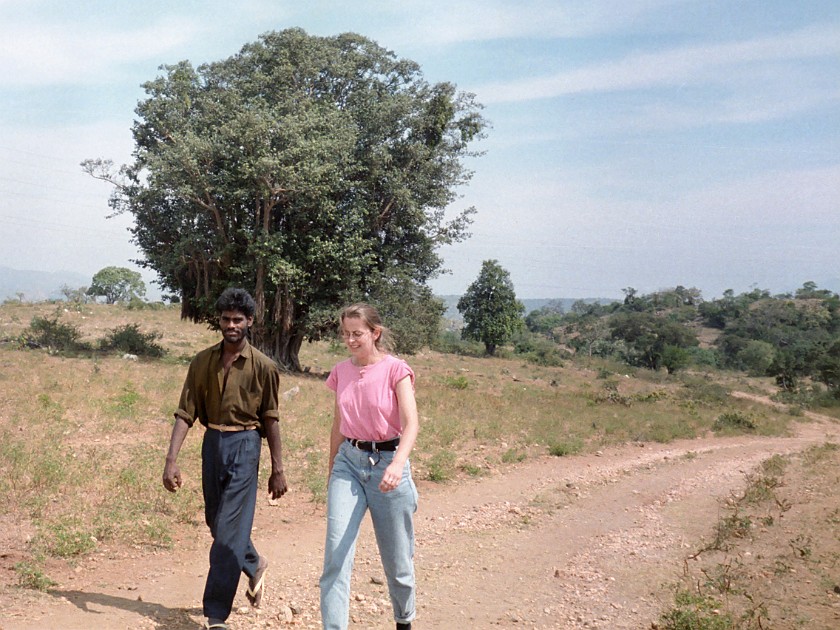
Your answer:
[84,29,486,370]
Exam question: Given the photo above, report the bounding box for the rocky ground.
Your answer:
[2,395,840,629]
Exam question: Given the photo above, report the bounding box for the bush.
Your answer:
[513,333,567,366]
[431,330,485,357]
[22,316,90,353]
[100,323,165,358]
[713,411,756,432]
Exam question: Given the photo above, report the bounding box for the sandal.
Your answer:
[245,557,268,607]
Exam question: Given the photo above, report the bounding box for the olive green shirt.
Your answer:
[175,340,280,432]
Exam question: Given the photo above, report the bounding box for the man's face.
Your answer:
[220,310,253,345]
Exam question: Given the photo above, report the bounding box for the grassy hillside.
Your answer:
[0,301,828,594]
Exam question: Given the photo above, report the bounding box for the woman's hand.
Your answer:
[379,460,403,492]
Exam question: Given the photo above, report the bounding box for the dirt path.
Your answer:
[2,401,838,630]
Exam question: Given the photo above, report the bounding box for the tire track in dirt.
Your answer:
[3,399,838,629]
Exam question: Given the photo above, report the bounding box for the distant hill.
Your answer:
[0,266,89,302]
[438,295,618,321]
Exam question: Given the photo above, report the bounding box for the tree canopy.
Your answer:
[457,259,524,356]
[87,266,146,304]
[84,28,486,370]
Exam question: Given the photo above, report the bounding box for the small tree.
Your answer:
[457,260,524,356]
[87,266,146,304]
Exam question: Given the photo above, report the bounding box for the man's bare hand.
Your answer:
[163,460,182,493]
[268,469,288,500]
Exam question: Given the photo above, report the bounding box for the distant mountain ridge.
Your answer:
[0,266,89,302]
[438,295,618,321]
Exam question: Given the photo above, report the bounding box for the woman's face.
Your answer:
[341,316,379,357]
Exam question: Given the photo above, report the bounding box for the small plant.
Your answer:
[501,448,526,464]
[443,375,470,390]
[303,451,328,504]
[659,589,733,630]
[789,534,813,560]
[39,517,97,558]
[713,411,756,433]
[425,450,456,482]
[14,561,56,591]
[112,384,141,418]
[596,367,612,379]
[548,440,582,457]
[460,463,483,476]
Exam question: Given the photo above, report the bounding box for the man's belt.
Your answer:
[207,423,257,432]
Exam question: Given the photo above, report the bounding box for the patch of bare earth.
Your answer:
[1,405,839,629]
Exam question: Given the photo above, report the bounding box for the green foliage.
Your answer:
[547,439,582,457]
[660,344,691,374]
[716,289,840,391]
[87,266,146,304]
[458,260,525,356]
[425,450,456,482]
[659,590,734,630]
[609,311,698,371]
[443,375,470,390]
[84,28,486,371]
[501,448,527,464]
[512,331,567,366]
[524,301,566,338]
[15,560,56,591]
[303,451,328,504]
[22,315,89,353]
[431,330,485,356]
[59,284,90,307]
[100,323,166,357]
[359,274,445,354]
[713,411,757,433]
[37,517,97,558]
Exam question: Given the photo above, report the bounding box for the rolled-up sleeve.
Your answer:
[260,360,281,423]
[174,360,198,427]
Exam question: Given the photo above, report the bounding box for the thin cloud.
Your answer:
[476,23,840,103]
[364,0,681,46]
[0,20,203,86]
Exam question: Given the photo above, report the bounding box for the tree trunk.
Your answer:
[252,281,304,372]
[272,330,304,372]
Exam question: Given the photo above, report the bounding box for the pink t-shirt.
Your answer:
[326,354,415,441]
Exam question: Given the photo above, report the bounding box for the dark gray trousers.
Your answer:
[201,428,261,620]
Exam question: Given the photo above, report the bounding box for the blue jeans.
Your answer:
[320,440,418,630]
[201,428,262,621]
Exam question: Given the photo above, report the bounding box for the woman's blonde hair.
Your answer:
[339,303,395,352]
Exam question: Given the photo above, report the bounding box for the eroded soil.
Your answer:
[2,396,840,629]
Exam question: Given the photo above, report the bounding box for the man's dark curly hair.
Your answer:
[215,288,256,318]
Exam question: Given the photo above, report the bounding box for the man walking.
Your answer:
[163,287,288,630]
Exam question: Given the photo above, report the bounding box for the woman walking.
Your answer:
[320,304,419,630]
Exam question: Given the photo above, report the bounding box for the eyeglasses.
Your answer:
[341,330,369,340]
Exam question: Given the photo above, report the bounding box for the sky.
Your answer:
[1,0,838,301]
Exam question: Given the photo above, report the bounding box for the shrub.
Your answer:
[100,323,165,358]
[548,439,582,457]
[659,590,733,630]
[443,375,470,390]
[713,411,756,432]
[425,450,456,482]
[513,332,567,366]
[23,316,89,352]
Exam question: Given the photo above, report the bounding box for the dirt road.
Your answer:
[2,403,838,629]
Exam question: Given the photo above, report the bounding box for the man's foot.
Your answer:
[204,619,228,629]
[245,556,268,607]
[396,623,412,629]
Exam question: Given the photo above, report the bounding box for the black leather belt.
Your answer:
[347,437,400,452]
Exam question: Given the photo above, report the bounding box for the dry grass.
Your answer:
[0,302,801,589]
